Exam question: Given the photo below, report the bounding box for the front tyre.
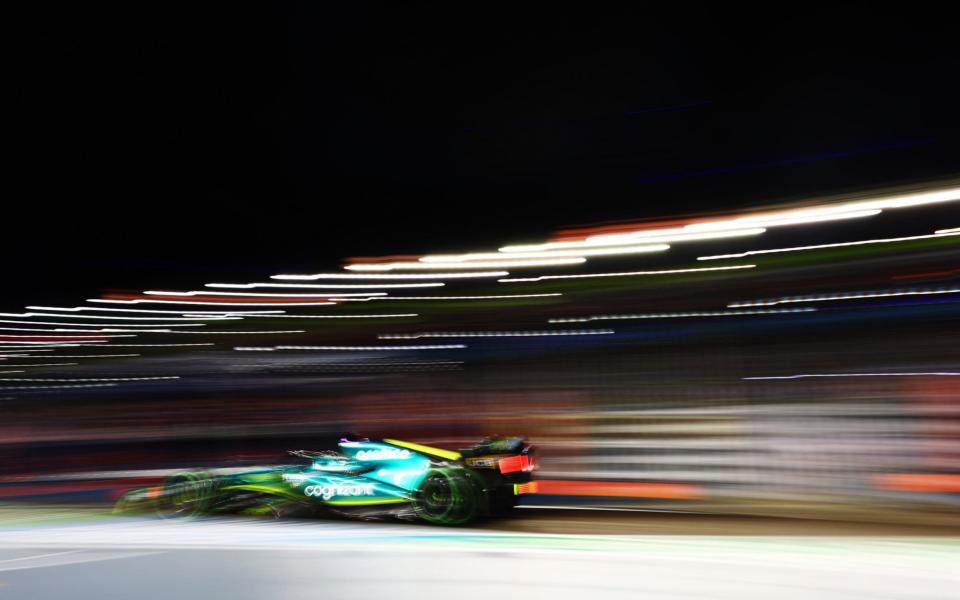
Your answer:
[413,468,480,526]
[155,471,218,519]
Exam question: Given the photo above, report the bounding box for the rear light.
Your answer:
[513,481,539,495]
[498,454,534,474]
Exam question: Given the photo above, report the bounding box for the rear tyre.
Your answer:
[413,468,481,525]
[155,471,218,519]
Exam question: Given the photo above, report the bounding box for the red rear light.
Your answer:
[498,454,530,474]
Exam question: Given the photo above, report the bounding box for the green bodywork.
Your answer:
[114,438,501,525]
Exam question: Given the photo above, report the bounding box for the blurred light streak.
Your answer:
[500,228,767,252]
[0,376,180,382]
[0,327,182,333]
[90,299,336,306]
[744,372,960,380]
[680,185,960,231]
[893,268,960,281]
[246,313,418,319]
[0,362,79,367]
[0,370,25,373]
[419,244,669,262]
[4,311,239,321]
[935,227,960,234]
[206,282,445,289]
[501,264,756,282]
[0,341,104,345]
[17,354,140,358]
[345,258,586,271]
[76,343,214,347]
[143,290,387,298]
[0,319,206,327]
[684,208,882,231]
[0,383,118,390]
[0,346,71,350]
[729,285,960,307]
[0,334,131,339]
[534,480,703,499]
[699,231,960,261]
[537,186,960,249]
[234,344,467,351]
[151,329,305,334]
[28,306,285,315]
[874,473,960,493]
[338,293,563,301]
[378,329,614,339]
[549,307,817,323]
[271,272,509,280]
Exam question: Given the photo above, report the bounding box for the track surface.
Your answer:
[1,507,959,599]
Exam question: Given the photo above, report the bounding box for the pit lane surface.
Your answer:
[1,508,959,599]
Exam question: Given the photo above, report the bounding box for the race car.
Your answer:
[114,435,537,525]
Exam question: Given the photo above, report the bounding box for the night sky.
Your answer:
[4,3,959,310]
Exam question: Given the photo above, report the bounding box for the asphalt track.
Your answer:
[1,507,959,599]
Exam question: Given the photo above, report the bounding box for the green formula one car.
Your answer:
[115,435,538,525]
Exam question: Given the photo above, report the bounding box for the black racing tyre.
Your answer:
[413,468,481,526]
[155,471,218,519]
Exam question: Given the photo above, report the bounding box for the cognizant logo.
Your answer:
[356,448,410,460]
[304,483,375,500]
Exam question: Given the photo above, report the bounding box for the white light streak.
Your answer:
[206,282,445,290]
[0,327,178,333]
[0,341,104,345]
[420,244,669,263]
[497,186,960,255]
[271,272,508,280]
[699,232,960,261]
[4,311,238,321]
[379,329,614,339]
[935,227,960,234]
[684,209,882,232]
[235,344,467,351]
[28,306,285,315]
[501,228,766,253]
[0,319,206,327]
[143,290,386,298]
[0,334,133,339]
[339,293,563,301]
[549,308,817,323]
[345,258,586,271]
[89,299,335,307]
[500,264,756,282]
[729,286,960,307]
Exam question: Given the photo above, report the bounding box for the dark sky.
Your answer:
[3,3,960,310]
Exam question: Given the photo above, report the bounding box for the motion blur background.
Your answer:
[2,3,960,599]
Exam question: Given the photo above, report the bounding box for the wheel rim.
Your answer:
[415,469,478,525]
[157,473,208,518]
[419,475,457,519]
